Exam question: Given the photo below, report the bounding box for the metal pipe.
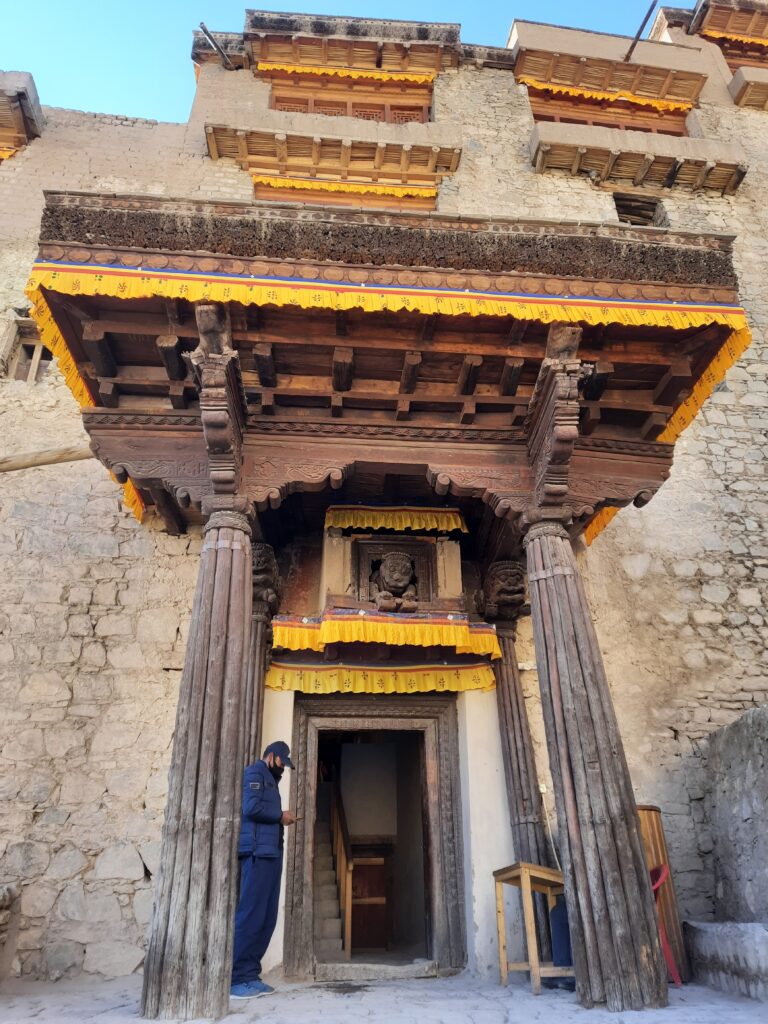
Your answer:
[623,2,658,62]
[198,22,235,70]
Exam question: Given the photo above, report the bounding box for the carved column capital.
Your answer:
[522,520,570,547]
[203,510,253,537]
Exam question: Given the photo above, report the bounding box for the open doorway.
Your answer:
[283,694,466,978]
[315,729,428,962]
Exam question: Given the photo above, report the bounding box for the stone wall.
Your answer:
[703,705,768,922]
[1,23,768,981]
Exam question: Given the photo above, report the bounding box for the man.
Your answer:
[231,740,296,999]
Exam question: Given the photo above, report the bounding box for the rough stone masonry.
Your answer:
[0,8,767,984]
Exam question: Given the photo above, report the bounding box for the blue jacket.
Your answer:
[238,760,284,859]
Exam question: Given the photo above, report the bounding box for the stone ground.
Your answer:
[0,975,764,1024]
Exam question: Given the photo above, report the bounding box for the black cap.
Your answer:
[263,740,294,769]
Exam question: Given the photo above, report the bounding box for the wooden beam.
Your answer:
[460,399,476,423]
[579,404,601,435]
[400,351,422,393]
[97,380,119,408]
[259,390,275,416]
[581,360,614,401]
[148,486,185,536]
[456,354,483,395]
[254,343,277,388]
[0,445,94,474]
[507,319,529,344]
[633,154,654,186]
[500,357,524,396]
[641,412,667,440]
[331,393,343,417]
[653,358,691,405]
[545,322,581,361]
[156,335,186,381]
[420,314,438,341]
[663,159,684,189]
[332,347,354,392]
[396,398,411,420]
[335,310,348,337]
[81,322,118,378]
[168,382,189,410]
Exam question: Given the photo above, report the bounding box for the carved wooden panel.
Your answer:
[354,537,436,603]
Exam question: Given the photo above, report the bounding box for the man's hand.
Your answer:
[281,810,297,826]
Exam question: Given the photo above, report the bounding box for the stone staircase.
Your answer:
[314,791,344,962]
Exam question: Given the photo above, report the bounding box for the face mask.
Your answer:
[269,763,284,782]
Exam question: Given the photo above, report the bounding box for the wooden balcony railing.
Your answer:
[330,782,354,959]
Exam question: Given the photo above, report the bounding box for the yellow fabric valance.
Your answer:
[256,61,436,85]
[325,505,467,533]
[26,261,753,540]
[701,28,768,49]
[26,262,749,332]
[266,658,495,694]
[583,323,752,546]
[25,284,144,520]
[518,75,693,113]
[272,611,502,659]
[0,148,16,161]
[252,174,438,198]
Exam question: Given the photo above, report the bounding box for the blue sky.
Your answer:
[0,1,691,122]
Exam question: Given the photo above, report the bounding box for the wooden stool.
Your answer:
[494,861,576,994]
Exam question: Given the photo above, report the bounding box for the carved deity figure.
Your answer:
[195,303,233,357]
[370,551,418,612]
[477,560,529,623]
[252,542,280,616]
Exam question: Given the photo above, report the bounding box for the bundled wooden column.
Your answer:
[523,521,667,1011]
[141,510,253,1020]
[244,543,280,764]
[494,627,552,960]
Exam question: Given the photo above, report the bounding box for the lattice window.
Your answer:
[275,98,310,114]
[352,106,385,122]
[391,108,425,124]
[314,102,347,117]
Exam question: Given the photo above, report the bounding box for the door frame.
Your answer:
[283,693,467,977]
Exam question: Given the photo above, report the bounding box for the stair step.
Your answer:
[315,937,343,958]
[314,917,342,940]
[314,898,340,918]
[314,869,336,886]
[316,884,338,902]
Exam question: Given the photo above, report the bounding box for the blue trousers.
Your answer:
[231,854,283,984]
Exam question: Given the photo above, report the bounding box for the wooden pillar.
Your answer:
[244,542,280,764]
[142,306,255,1020]
[523,521,667,1011]
[141,510,253,1020]
[494,626,553,961]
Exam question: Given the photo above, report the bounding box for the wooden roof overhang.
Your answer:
[28,192,750,552]
[693,2,768,69]
[192,12,461,74]
[205,124,461,194]
[0,84,41,159]
[514,48,706,106]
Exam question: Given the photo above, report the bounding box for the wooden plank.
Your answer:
[456,354,483,394]
[254,343,277,388]
[653,359,691,405]
[81,323,118,378]
[500,357,524,396]
[400,350,422,392]
[156,335,186,381]
[332,347,354,391]
[496,880,508,985]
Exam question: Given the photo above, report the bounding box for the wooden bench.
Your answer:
[494,861,575,994]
